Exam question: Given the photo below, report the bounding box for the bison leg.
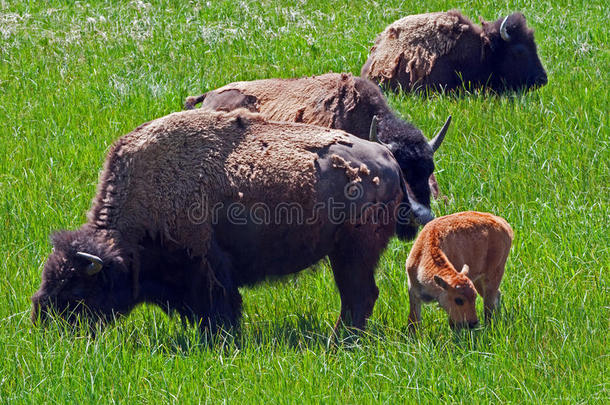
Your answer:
[201,239,242,332]
[328,223,392,331]
[173,242,241,333]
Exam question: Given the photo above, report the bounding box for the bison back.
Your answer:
[362,12,468,91]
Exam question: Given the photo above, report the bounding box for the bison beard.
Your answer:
[32,109,410,334]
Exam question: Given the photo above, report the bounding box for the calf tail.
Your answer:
[184,93,207,110]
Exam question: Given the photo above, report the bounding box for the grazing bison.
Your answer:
[405,211,513,330]
[184,72,450,220]
[361,11,548,93]
[32,109,415,333]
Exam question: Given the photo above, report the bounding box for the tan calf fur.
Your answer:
[405,211,513,329]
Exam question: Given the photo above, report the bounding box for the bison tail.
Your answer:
[184,93,207,110]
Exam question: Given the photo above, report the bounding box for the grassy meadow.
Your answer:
[1,0,608,402]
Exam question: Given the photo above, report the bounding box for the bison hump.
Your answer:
[365,12,465,87]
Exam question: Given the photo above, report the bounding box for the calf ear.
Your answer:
[434,275,450,290]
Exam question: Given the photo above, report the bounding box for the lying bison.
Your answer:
[361,11,548,93]
[184,72,450,219]
[32,109,415,333]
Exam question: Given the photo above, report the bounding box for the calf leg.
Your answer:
[483,290,502,324]
[407,289,423,329]
[480,261,507,324]
[328,223,393,331]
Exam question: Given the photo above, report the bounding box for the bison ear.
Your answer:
[434,275,450,290]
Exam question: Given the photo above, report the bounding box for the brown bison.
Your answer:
[32,109,415,333]
[184,72,450,224]
[361,11,548,93]
[405,211,513,330]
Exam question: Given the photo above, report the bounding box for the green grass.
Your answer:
[1,0,608,402]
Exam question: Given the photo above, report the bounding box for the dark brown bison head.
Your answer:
[483,12,548,91]
[31,227,132,329]
[370,115,451,237]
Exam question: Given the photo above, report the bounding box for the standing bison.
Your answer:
[361,11,548,93]
[32,109,414,333]
[185,72,450,227]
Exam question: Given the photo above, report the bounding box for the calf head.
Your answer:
[31,227,132,329]
[482,12,548,91]
[433,265,479,329]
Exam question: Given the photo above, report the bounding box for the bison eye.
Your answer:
[454,298,464,306]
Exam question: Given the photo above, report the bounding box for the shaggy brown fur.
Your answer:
[363,12,464,88]
[187,73,368,132]
[88,110,345,259]
[405,211,513,330]
[330,154,371,183]
[185,72,448,219]
[362,10,547,93]
[32,109,409,333]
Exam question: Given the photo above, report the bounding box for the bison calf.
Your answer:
[405,211,513,330]
[362,10,547,93]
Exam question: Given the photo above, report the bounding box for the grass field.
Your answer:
[1,0,608,402]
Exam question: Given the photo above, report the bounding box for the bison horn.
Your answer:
[500,16,511,42]
[369,115,379,143]
[76,251,103,275]
[429,115,451,153]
